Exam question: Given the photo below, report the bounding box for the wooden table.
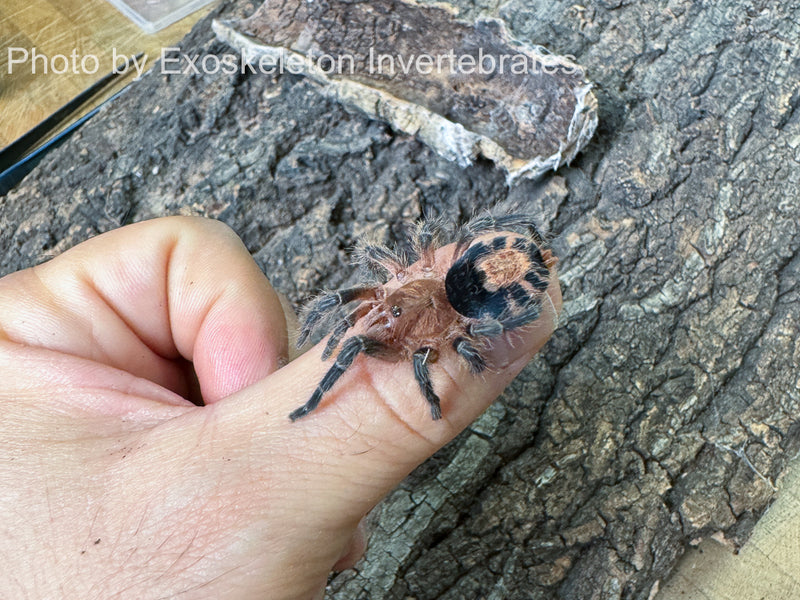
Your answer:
[0,0,213,148]
[658,455,800,599]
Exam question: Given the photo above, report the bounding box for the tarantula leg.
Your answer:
[321,306,363,360]
[297,286,376,347]
[412,348,442,420]
[468,303,543,338]
[453,337,487,374]
[412,217,447,267]
[455,214,546,257]
[354,243,408,278]
[290,335,385,421]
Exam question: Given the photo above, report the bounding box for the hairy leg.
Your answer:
[297,286,377,347]
[468,304,543,338]
[321,304,371,360]
[289,335,385,421]
[353,242,408,279]
[412,348,442,420]
[452,337,487,374]
[411,216,448,268]
[454,213,546,258]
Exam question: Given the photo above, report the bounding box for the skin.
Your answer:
[0,217,561,600]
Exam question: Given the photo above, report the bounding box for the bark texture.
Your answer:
[2,1,800,598]
[213,0,597,180]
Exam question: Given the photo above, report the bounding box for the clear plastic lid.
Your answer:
[105,0,215,33]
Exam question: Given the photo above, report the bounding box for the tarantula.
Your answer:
[289,214,556,422]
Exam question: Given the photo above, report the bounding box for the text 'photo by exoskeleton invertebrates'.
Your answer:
[289,214,558,422]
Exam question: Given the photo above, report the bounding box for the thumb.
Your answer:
[215,251,561,522]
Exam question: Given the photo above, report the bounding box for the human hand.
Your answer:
[0,217,560,599]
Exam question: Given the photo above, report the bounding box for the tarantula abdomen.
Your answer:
[446,231,550,321]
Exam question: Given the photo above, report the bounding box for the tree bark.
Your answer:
[2,1,800,598]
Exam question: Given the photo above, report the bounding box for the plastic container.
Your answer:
[105,0,215,33]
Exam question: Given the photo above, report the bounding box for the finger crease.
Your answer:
[363,366,440,449]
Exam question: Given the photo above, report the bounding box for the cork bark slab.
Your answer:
[213,0,597,181]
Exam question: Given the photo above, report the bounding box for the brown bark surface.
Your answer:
[3,1,800,598]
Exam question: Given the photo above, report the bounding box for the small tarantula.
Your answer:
[289,214,555,422]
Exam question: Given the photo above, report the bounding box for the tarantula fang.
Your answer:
[289,214,555,422]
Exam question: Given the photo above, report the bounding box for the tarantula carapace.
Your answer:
[289,214,556,422]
